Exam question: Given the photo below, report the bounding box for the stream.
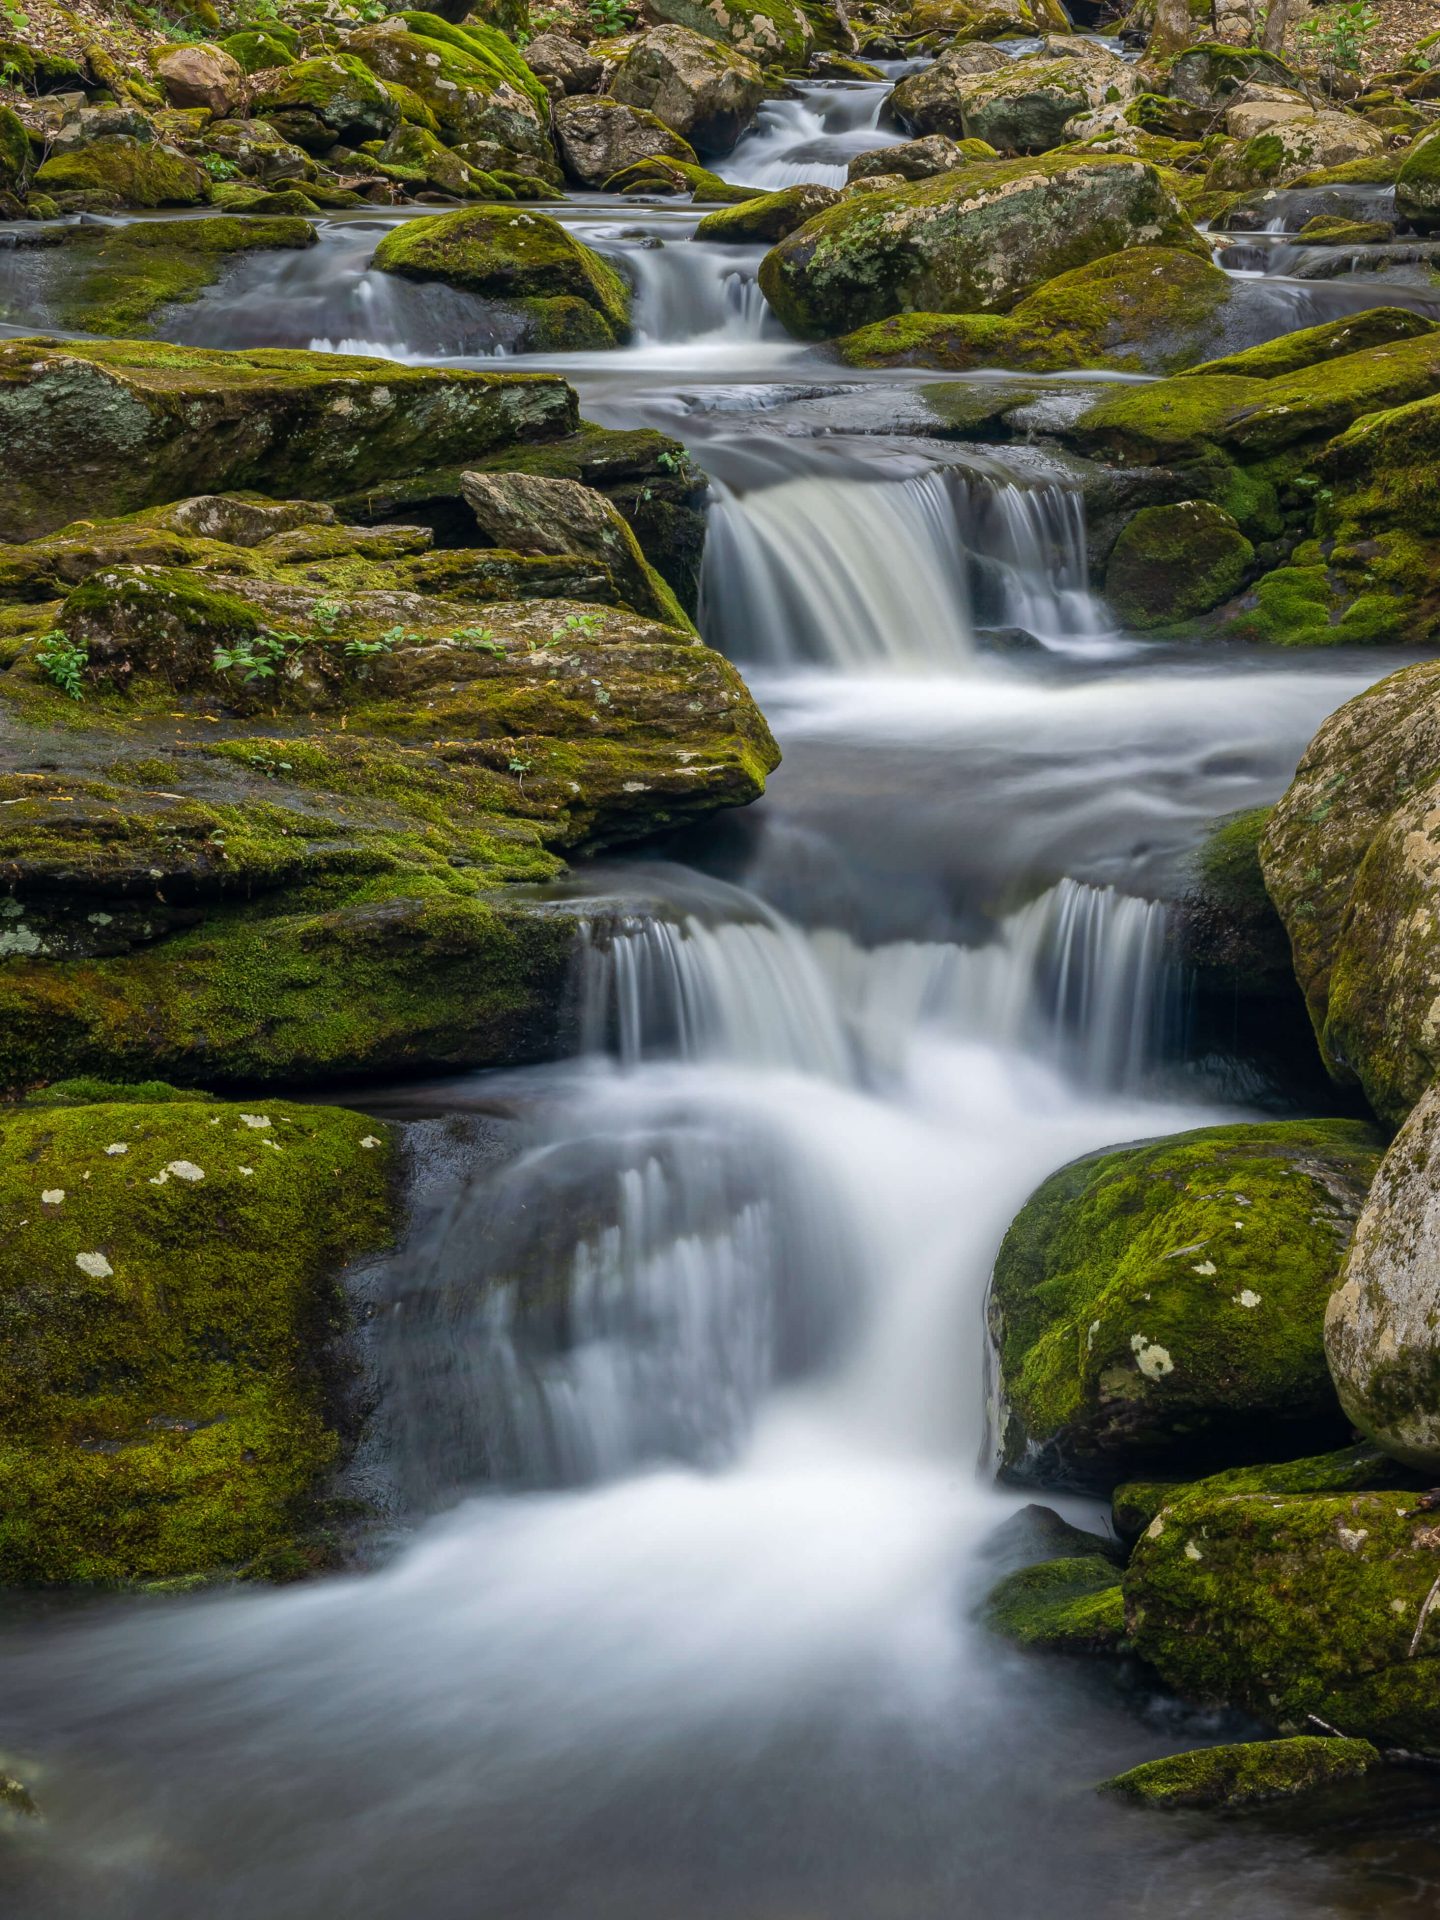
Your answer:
[3,68,1440,1920]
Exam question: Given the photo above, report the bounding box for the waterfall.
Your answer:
[720,82,904,190]
[699,461,1107,670]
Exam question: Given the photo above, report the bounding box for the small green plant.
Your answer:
[312,598,344,635]
[454,625,506,655]
[655,449,685,474]
[0,3,30,34]
[587,0,634,36]
[537,611,604,651]
[508,754,534,787]
[35,629,88,700]
[213,628,304,684]
[201,154,239,180]
[1296,1,1376,77]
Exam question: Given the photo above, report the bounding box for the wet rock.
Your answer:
[847,133,995,181]
[759,155,1200,339]
[983,1555,1127,1653]
[1099,1737,1382,1810]
[155,42,245,117]
[604,155,760,200]
[988,1120,1382,1490]
[948,52,1139,156]
[1326,1081,1440,1472]
[1163,44,1302,112]
[0,339,576,545]
[372,205,632,350]
[1105,500,1253,629]
[553,94,698,186]
[0,1092,396,1585]
[888,43,1015,139]
[1396,129,1440,232]
[1111,1443,1414,1542]
[1124,1491,1440,1751]
[694,182,841,241]
[646,0,814,71]
[610,25,765,155]
[459,468,689,626]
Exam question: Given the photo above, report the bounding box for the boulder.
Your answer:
[553,94,697,187]
[376,122,513,198]
[983,1555,1126,1653]
[888,44,1014,139]
[201,116,316,184]
[155,42,245,117]
[522,30,604,98]
[1224,86,1320,141]
[952,54,1139,155]
[1326,1080,1440,1472]
[371,206,633,350]
[694,182,841,242]
[1164,43,1302,112]
[1125,1491,1440,1752]
[1206,112,1384,194]
[610,25,765,155]
[460,469,688,626]
[346,13,551,171]
[604,155,761,200]
[46,105,157,155]
[646,0,813,70]
[0,103,30,203]
[34,137,208,209]
[1100,1739,1381,1811]
[1105,501,1253,628]
[1396,131,1440,233]
[220,27,301,74]
[758,156,1200,340]
[1111,1442,1413,1542]
[247,54,400,154]
[988,1120,1382,1489]
[847,134,994,182]
[1261,657,1440,1123]
[0,339,579,546]
[0,1092,395,1585]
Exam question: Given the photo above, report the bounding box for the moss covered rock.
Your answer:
[694,182,841,242]
[1326,1080,1440,1473]
[1180,307,1434,382]
[34,137,208,210]
[1125,1492,1440,1750]
[647,0,813,69]
[0,103,32,202]
[611,24,765,155]
[220,27,300,73]
[988,1120,1382,1490]
[758,155,1199,340]
[1207,114,1383,195]
[376,122,511,198]
[17,216,317,339]
[1396,129,1440,232]
[1112,1442,1411,1541]
[983,1554,1127,1653]
[0,1094,395,1585]
[1168,804,1296,1004]
[0,339,575,545]
[1260,658,1440,1122]
[553,94,698,187]
[248,53,400,154]
[1105,501,1253,629]
[604,155,759,199]
[372,207,632,350]
[1100,1737,1381,1810]
[943,53,1137,156]
[345,12,550,171]
[1165,44,1301,111]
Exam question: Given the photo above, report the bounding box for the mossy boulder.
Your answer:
[888,43,1014,140]
[1105,501,1253,629]
[1164,44,1301,111]
[220,27,300,73]
[988,1120,1383,1490]
[694,183,841,242]
[345,13,550,169]
[646,0,813,69]
[1326,1080,1440,1473]
[758,156,1200,340]
[248,54,400,154]
[14,217,317,339]
[200,116,316,186]
[604,155,759,200]
[1261,658,1440,1122]
[0,339,576,545]
[1180,307,1435,381]
[553,94,698,187]
[1396,130,1440,232]
[0,103,32,202]
[943,54,1138,157]
[34,138,208,210]
[375,122,512,198]
[1100,1738,1381,1810]
[983,1554,1127,1653]
[1112,1442,1412,1541]
[1125,1492,1440,1751]
[1168,804,1294,1004]
[372,207,632,350]
[1207,114,1384,195]
[1295,214,1394,245]
[0,1095,395,1585]
[610,24,765,154]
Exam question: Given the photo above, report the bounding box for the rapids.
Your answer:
[1,63,1437,1920]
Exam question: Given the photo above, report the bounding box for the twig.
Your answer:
[1408,1570,1440,1658]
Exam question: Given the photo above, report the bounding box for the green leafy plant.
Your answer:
[536,611,604,651]
[454,625,506,655]
[35,629,88,700]
[0,3,30,34]
[587,0,634,37]
[508,754,534,787]
[312,598,344,635]
[202,154,239,180]
[655,449,685,474]
[1296,0,1376,77]
[212,628,304,684]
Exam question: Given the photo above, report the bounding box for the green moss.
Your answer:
[1100,1737,1380,1809]
[378,123,512,199]
[0,103,30,198]
[1105,501,1253,629]
[694,184,842,243]
[983,1553,1127,1653]
[219,28,298,72]
[836,311,1043,371]
[372,206,632,349]
[1125,1491,1440,1750]
[37,216,317,338]
[1112,1442,1419,1539]
[34,139,208,209]
[1183,308,1435,381]
[394,10,549,117]
[989,1120,1383,1489]
[1296,215,1394,245]
[1227,564,1408,648]
[249,54,399,152]
[0,1096,394,1585]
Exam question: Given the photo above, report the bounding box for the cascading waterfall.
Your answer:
[699,459,1109,669]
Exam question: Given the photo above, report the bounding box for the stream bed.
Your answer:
[2,67,1439,1920]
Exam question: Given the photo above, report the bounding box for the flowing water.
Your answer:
[3,69,1439,1920]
